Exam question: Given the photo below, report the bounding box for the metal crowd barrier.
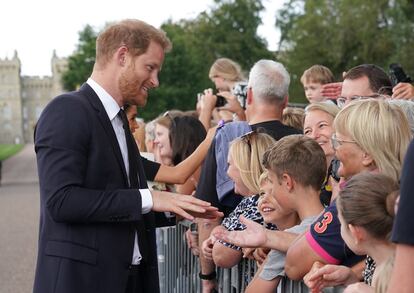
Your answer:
[156,222,344,293]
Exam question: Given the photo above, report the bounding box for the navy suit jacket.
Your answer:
[33,84,159,293]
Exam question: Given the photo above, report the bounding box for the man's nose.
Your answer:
[150,73,159,88]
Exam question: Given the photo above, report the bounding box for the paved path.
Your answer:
[0,144,39,293]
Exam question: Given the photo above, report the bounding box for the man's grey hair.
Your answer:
[247,60,290,103]
[387,99,414,136]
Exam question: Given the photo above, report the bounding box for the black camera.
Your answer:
[196,93,227,108]
[389,63,412,87]
[329,158,341,182]
[215,95,227,107]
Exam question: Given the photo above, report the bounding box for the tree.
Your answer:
[143,0,273,120]
[276,0,414,103]
[61,0,273,120]
[62,25,97,91]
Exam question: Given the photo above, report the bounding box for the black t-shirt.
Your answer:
[392,139,414,244]
[140,157,176,227]
[195,120,302,215]
[141,157,161,182]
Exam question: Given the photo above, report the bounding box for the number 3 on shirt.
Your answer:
[314,211,333,234]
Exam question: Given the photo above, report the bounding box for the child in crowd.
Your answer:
[213,135,327,293]
[304,172,398,293]
[241,171,300,265]
[282,107,305,131]
[300,65,335,103]
[198,58,248,129]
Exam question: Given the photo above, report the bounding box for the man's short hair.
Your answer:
[96,19,172,67]
[247,60,290,104]
[300,65,335,85]
[343,64,392,95]
[263,135,326,191]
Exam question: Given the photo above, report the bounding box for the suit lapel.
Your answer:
[79,83,129,186]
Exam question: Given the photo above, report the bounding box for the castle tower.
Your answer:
[51,50,68,96]
[0,51,24,144]
[0,50,70,143]
[20,52,67,143]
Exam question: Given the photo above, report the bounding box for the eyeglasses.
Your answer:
[331,133,358,150]
[336,94,382,108]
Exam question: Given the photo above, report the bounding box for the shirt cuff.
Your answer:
[139,189,153,214]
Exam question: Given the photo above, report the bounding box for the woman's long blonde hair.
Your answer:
[229,132,275,194]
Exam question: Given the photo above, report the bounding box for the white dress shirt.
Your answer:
[87,78,153,264]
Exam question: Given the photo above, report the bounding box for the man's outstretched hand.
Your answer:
[151,190,223,221]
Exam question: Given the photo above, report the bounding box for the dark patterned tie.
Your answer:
[118,109,148,261]
[118,109,139,188]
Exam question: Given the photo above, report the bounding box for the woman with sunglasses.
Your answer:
[201,131,276,271]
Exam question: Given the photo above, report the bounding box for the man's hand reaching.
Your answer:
[151,190,223,221]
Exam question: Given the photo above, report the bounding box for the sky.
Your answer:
[0,0,285,76]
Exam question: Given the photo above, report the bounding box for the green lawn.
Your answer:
[0,144,24,161]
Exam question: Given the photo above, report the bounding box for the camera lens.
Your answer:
[215,95,227,107]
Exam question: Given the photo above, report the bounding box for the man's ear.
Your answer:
[116,45,129,66]
[246,87,253,105]
[282,95,289,109]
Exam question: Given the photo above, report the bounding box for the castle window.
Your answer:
[3,105,12,120]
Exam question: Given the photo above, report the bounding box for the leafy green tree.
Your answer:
[62,25,97,91]
[143,0,273,120]
[276,0,414,103]
[61,0,273,120]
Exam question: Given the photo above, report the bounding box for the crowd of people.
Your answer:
[32,19,414,293]
[122,57,414,293]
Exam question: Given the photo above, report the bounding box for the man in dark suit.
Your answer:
[33,19,221,293]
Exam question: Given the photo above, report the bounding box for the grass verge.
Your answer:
[0,144,24,161]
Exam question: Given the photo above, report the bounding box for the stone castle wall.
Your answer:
[0,51,67,144]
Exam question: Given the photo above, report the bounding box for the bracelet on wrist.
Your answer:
[199,271,216,280]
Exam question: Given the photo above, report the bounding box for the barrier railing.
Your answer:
[156,222,344,293]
